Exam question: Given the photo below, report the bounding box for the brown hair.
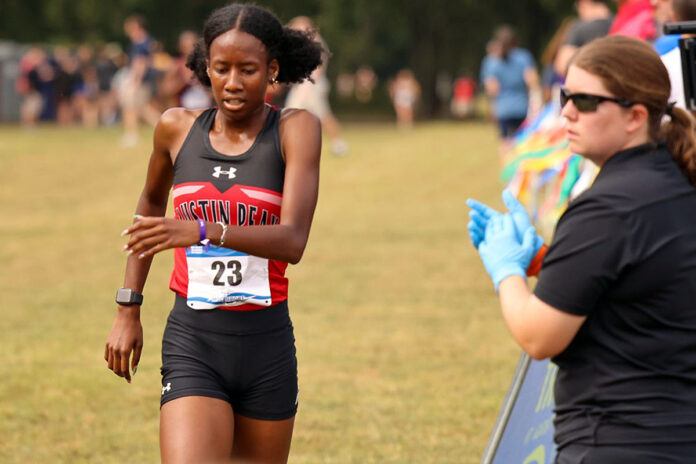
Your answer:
[541,17,574,66]
[494,25,518,60]
[673,0,696,21]
[570,35,696,186]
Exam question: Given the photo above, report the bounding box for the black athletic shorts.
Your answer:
[497,117,525,138]
[160,295,298,421]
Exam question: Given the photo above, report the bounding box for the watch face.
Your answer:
[116,288,142,305]
[116,288,132,302]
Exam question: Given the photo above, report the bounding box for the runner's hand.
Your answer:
[123,217,200,259]
[105,306,143,383]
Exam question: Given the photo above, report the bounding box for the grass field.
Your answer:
[0,120,523,463]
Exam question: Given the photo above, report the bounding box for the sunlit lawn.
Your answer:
[0,119,522,463]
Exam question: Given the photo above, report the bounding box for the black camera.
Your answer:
[664,21,696,110]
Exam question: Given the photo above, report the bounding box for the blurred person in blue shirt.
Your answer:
[480,25,541,147]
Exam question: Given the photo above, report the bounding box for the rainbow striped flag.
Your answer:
[501,101,595,236]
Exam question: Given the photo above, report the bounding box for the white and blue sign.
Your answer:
[482,354,558,464]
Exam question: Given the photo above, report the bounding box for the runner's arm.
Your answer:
[123,109,322,265]
[104,111,178,383]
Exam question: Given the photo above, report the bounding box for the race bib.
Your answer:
[185,244,272,310]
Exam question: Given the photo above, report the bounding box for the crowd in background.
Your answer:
[17,43,124,128]
[16,0,679,144]
[12,12,477,143]
[15,15,213,147]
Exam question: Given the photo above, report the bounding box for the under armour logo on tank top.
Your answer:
[212,166,237,179]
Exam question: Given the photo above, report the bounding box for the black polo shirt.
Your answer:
[534,143,696,449]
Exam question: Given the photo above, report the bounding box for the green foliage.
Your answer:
[0,0,573,113]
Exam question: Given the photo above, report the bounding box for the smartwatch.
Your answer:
[115,288,144,306]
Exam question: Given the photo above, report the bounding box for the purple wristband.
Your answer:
[197,219,206,243]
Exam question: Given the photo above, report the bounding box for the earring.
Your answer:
[270,76,278,84]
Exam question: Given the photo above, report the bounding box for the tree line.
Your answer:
[0,0,574,114]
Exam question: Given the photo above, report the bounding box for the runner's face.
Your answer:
[207,29,278,119]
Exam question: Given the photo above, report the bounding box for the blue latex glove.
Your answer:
[467,189,544,254]
[478,214,539,291]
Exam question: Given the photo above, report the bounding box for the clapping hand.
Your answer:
[478,214,539,291]
[467,189,544,254]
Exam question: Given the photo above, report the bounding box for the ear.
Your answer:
[205,59,210,76]
[268,59,279,81]
[625,103,649,135]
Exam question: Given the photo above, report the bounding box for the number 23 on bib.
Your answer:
[185,244,272,310]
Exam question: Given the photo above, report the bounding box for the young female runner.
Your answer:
[105,4,323,462]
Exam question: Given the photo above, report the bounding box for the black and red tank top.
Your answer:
[168,105,288,311]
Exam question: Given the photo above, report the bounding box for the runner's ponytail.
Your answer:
[275,26,323,84]
[186,38,210,87]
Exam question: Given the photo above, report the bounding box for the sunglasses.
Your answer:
[560,87,636,112]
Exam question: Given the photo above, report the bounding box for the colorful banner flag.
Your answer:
[501,99,595,236]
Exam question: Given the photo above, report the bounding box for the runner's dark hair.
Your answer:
[186,3,324,86]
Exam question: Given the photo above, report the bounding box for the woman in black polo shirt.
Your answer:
[468,35,696,463]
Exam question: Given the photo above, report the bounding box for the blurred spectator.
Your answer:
[336,72,354,99]
[540,17,574,103]
[480,25,541,145]
[354,65,377,103]
[285,16,349,156]
[151,40,172,75]
[389,69,421,129]
[150,40,173,109]
[95,43,121,125]
[436,70,453,115]
[450,74,476,119]
[74,44,100,127]
[653,0,696,109]
[30,50,58,122]
[480,39,502,123]
[652,0,674,29]
[116,14,160,147]
[610,0,657,40]
[554,0,613,76]
[161,30,212,109]
[54,45,83,125]
[16,47,46,127]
